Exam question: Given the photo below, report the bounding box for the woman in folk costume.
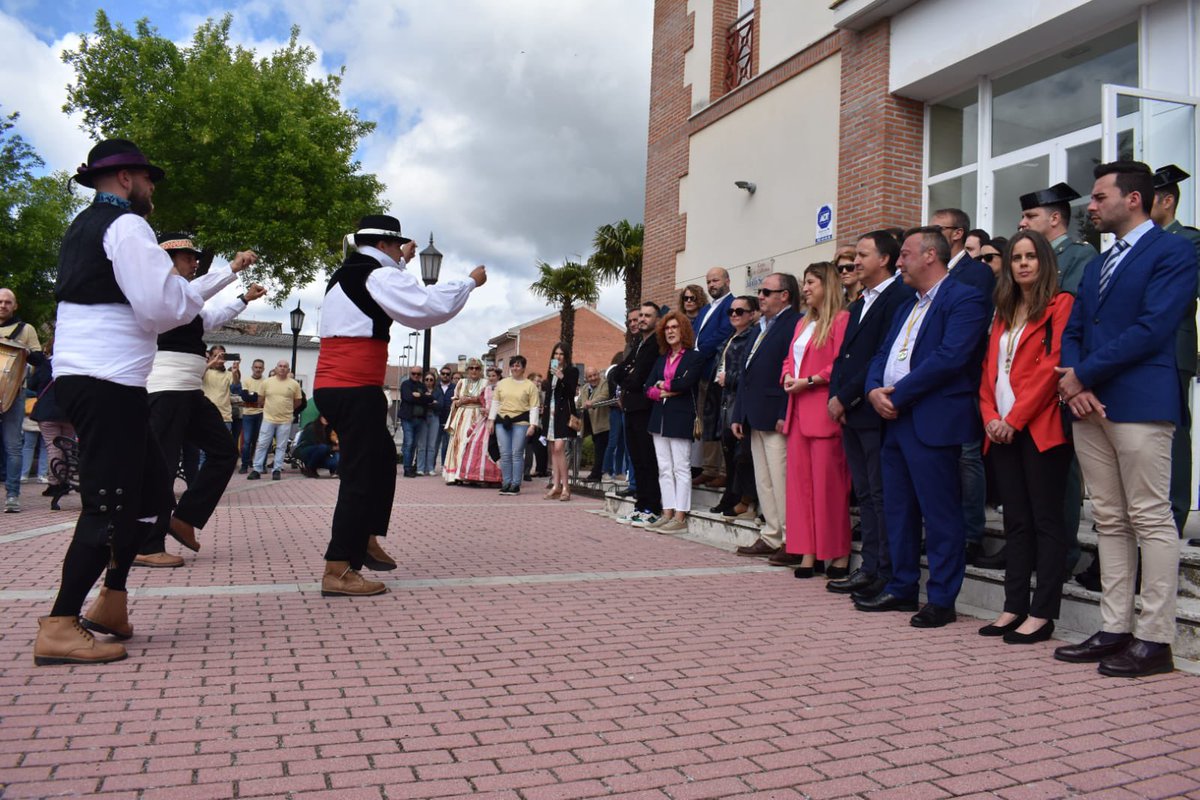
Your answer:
[313,214,486,596]
[457,365,504,485]
[443,358,488,483]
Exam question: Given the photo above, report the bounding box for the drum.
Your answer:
[0,338,29,413]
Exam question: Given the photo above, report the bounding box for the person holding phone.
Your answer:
[540,342,579,501]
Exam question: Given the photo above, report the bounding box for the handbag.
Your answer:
[568,414,582,432]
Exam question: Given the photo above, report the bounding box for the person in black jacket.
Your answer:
[541,341,579,501]
[711,296,760,519]
[613,301,664,526]
[398,367,432,478]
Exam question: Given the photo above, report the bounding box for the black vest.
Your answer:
[55,202,135,305]
[157,315,206,356]
[325,252,392,341]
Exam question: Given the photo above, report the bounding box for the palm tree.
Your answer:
[589,219,644,314]
[529,260,601,355]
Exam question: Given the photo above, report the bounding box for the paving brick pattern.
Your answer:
[2,474,1199,799]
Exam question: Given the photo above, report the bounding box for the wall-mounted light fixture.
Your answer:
[734,180,756,195]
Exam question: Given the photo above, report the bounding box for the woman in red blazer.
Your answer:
[978,230,1075,644]
[782,262,852,578]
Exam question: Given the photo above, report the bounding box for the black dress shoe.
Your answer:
[974,546,1007,570]
[1053,631,1133,663]
[1004,620,1054,644]
[827,569,874,594]
[1098,638,1174,678]
[709,503,729,514]
[851,577,888,600]
[854,592,918,612]
[978,615,1026,637]
[910,603,956,628]
[964,541,982,566]
[617,488,635,498]
[793,565,816,579]
[1074,561,1102,592]
[825,565,849,580]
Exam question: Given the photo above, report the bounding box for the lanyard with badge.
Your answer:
[896,298,931,362]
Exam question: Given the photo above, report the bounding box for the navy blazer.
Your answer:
[645,349,706,439]
[730,307,801,431]
[949,254,995,383]
[865,278,990,447]
[829,277,915,429]
[694,294,734,378]
[433,381,456,424]
[1061,224,1198,425]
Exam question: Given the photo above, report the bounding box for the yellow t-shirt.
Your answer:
[202,369,234,422]
[0,319,41,352]
[493,377,540,419]
[241,375,267,416]
[262,376,303,424]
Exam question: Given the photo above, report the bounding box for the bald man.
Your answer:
[692,267,735,488]
[0,288,44,513]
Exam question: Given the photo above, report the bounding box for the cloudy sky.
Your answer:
[0,0,651,367]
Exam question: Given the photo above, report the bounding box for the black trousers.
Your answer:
[843,424,889,582]
[587,430,609,478]
[524,435,547,477]
[718,426,757,508]
[314,386,397,568]
[139,390,238,554]
[51,376,175,616]
[989,430,1072,619]
[625,408,662,515]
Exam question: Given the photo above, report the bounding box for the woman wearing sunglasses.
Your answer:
[835,246,861,303]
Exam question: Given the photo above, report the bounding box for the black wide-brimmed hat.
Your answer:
[1019,182,1081,211]
[355,214,412,245]
[72,139,166,189]
[157,231,202,256]
[1153,164,1191,190]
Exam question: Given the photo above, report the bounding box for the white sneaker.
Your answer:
[36,476,50,484]
[631,513,661,528]
[616,511,644,526]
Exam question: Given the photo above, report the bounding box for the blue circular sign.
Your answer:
[817,205,832,228]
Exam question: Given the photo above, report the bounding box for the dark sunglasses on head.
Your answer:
[837,264,856,273]
[728,308,751,317]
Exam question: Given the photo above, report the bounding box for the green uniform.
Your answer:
[1164,218,1200,532]
[1051,234,1098,296]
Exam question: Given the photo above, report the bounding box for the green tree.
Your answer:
[589,219,644,314]
[62,12,385,298]
[529,260,601,355]
[0,110,81,328]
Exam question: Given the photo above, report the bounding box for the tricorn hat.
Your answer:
[157,231,202,256]
[1153,164,1191,190]
[72,139,165,189]
[1019,182,1081,212]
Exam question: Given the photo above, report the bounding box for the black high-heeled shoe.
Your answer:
[1003,620,1055,644]
[793,564,817,579]
[825,565,850,580]
[978,615,1027,637]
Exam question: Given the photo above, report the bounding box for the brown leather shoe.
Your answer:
[1053,631,1133,663]
[133,552,185,568]
[1098,638,1174,678]
[736,539,780,558]
[81,588,132,640]
[168,517,200,552]
[321,561,387,597]
[34,616,127,666]
[363,536,397,571]
[768,551,806,567]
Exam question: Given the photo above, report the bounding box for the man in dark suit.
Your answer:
[826,231,915,599]
[613,301,665,526]
[858,227,990,628]
[931,208,995,565]
[1054,160,1197,677]
[433,366,457,472]
[398,367,429,478]
[731,272,801,562]
[692,267,735,488]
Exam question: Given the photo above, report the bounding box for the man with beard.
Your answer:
[34,139,205,665]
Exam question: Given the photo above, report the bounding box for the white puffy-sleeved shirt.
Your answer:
[54,213,205,387]
[146,264,247,394]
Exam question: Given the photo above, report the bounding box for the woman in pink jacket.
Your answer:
[782,262,852,579]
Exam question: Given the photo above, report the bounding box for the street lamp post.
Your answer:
[419,234,443,372]
[289,301,305,377]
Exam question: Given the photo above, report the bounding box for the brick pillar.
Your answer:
[643,0,694,308]
[836,21,924,242]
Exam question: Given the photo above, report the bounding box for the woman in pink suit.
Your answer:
[782,262,852,580]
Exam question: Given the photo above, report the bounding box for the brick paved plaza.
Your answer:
[1,474,1199,799]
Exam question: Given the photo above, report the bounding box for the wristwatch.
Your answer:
[807,376,815,387]
[237,293,248,305]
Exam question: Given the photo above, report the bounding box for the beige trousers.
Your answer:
[750,429,788,548]
[1072,417,1180,644]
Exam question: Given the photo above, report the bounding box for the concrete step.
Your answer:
[580,478,1200,666]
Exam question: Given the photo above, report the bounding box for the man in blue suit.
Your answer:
[433,367,456,471]
[731,272,801,562]
[931,208,995,565]
[827,231,915,600]
[1053,160,1198,678]
[692,267,735,488]
[858,227,990,627]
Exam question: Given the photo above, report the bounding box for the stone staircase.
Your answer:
[572,476,1200,668]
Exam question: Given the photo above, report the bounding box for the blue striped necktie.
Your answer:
[1098,239,1130,299]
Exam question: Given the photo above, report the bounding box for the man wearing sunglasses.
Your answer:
[434,366,457,471]
[399,367,432,478]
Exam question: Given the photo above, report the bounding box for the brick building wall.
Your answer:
[491,307,627,378]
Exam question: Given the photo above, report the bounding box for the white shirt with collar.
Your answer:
[947,250,968,272]
[1104,218,1155,278]
[695,291,729,336]
[859,274,898,322]
[882,275,948,388]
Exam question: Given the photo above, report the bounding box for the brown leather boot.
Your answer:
[81,588,133,640]
[364,536,397,571]
[133,552,185,568]
[34,616,127,666]
[168,517,200,552]
[321,561,387,597]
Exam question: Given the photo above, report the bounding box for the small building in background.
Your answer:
[205,318,321,389]
[486,306,628,377]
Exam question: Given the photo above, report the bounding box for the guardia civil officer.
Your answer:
[313,215,486,596]
[1017,183,1098,295]
[34,140,204,665]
